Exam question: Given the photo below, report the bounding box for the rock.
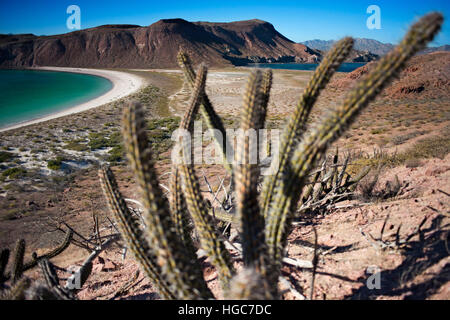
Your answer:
[103,260,117,272]
[92,256,105,272]
[93,256,105,265]
[425,166,449,177]
[25,200,38,208]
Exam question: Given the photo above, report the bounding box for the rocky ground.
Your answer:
[0,53,449,300]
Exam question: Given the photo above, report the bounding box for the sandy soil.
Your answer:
[0,67,144,132]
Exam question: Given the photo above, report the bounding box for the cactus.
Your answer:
[21,230,73,272]
[0,248,10,283]
[0,230,75,299]
[260,37,355,220]
[11,239,25,284]
[0,277,31,300]
[173,64,235,290]
[264,12,443,271]
[119,88,215,298]
[99,12,442,300]
[38,258,76,300]
[177,51,233,173]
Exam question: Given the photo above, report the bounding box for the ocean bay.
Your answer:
[0,69,112,129]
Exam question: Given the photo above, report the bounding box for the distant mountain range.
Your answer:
[418,45,450,55]
[302,38,449,56]
[0,19,378,69]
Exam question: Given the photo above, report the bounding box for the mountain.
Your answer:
[303,38,450,57]
[303,38,394,56]
[418,45,450,55]
[301,39,335,52]
[0,19,322,68]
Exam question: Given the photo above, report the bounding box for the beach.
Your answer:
[0,67,144,132]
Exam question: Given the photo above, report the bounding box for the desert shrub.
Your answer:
[391,130,427,145]
[146,117,180,155]
[2,167,27,179]
[350,132,450,173]
[370,128,386,135]
[88,131,123,151]
[63,139,89,152]
[358,169,402,201]
[47,156,65,170]
[88,132,109,150]
[30,149,45,154]
[402,135,450,160]
[108,131,122,146]
[107,145,124,163]
[0,151,14,162]
[1,208,20,221]
[405,158,423,168]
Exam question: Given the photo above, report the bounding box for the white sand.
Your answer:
[0,67,144,132]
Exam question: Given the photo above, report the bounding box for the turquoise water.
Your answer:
[249,62,366,72]
[0,69,113,129]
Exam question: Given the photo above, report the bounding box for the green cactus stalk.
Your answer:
[168,167,196,253]
[234,70,275,298]
[11,239,25,284]
[260,37,355,220]
[122,98,213,299]
[226,268,268,300]
[334,155,349,192]
[265,12,443,267]
[235,70,264,267]
[99,166,177,299]
[0,248,10,283]
[176,64,235,289]
[177,51,233,173]
[22,230,73,272]
[259,69,273,128]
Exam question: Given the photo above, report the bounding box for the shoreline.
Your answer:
[0,67,144,133]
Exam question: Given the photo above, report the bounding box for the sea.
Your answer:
[0,69,113,129]
[248,62,366,72]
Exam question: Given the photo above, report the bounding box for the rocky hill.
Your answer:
[0,19,322,68]
[303,38,394,56]
[331,51,450,98]
[303,38,449,57]
[418,44,450,55]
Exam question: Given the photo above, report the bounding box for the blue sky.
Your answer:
[0,0,449,45]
